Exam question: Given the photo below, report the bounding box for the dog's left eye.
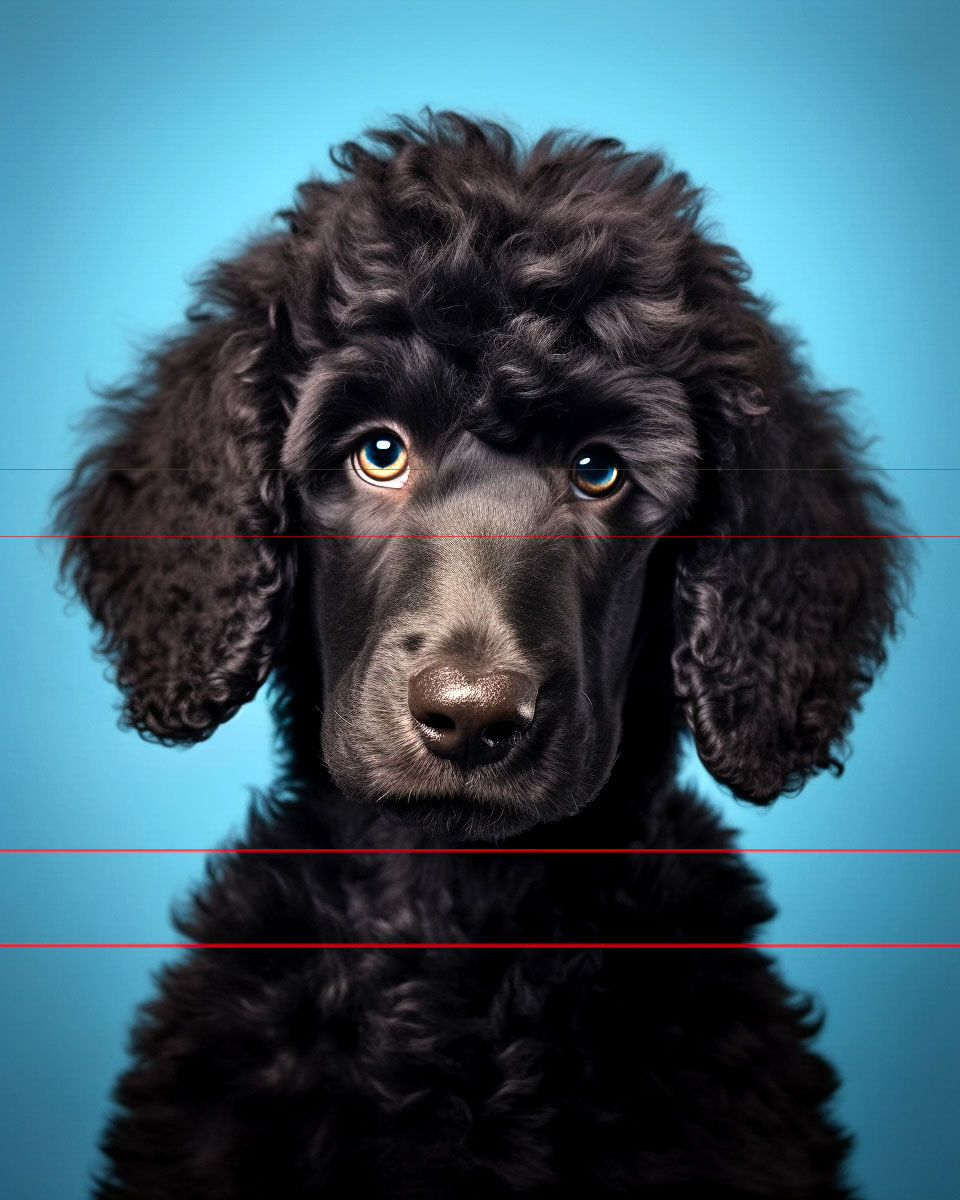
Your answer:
[570,449,621,498]
[352,432,410,488]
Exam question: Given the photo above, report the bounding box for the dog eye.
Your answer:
[352,432,410,488]
[570,449,621,498]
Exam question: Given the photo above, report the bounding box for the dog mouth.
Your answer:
[357,755,594,840]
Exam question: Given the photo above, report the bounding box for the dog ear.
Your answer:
[670,240,912,803]
[54,235,298,744]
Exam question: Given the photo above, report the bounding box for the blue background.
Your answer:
[2,1,958,1195]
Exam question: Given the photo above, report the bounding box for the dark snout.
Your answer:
[408,664,538,769]
[310,458,641,837]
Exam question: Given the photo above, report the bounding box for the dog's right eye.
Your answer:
[570,448,622,498]
[352,432,410,489]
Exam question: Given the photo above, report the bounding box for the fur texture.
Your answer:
[56,110,910,1197]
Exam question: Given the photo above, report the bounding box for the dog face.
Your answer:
[284,357,696,836]
[56,113,909,838]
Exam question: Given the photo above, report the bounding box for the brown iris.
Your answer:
[570,449,620,498]
[354,433,409,487]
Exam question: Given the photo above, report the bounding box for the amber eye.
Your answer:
[352,432,409,488]
[570,449,621,498]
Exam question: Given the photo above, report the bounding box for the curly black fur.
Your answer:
[55,110,911,1197]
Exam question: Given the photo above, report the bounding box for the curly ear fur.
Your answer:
[54,235,298,743]
[670,237,912,802]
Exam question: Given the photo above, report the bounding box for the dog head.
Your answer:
[56,112,909,839]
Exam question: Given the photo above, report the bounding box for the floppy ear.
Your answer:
[54,235,298,743]
[670,241,912,803]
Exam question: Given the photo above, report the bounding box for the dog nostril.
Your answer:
[482,720,520,744]
[422,711,456,732]
[408,665,537,768]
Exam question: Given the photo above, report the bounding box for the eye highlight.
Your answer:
[352,432,409,488]
[570,449,621,498]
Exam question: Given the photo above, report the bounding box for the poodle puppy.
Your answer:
[56,111,909,1198]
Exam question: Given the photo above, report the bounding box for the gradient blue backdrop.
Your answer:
[2,1,958,1195]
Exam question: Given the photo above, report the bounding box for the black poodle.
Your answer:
[56,111,910,1198]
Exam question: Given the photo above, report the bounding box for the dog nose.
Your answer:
[408,665,537,768]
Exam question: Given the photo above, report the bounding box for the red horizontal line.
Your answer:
[2,847,957,854]
[2,466,958,473]
[6,533,933,540]
[3,942,958,950]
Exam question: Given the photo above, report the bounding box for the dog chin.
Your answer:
[350,787,578,842]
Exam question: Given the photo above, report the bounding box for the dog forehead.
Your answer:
[283,326,697,473]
